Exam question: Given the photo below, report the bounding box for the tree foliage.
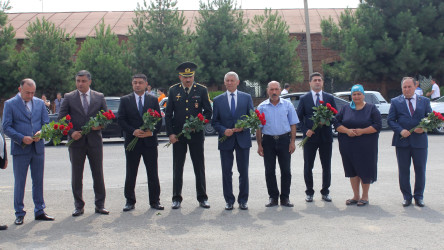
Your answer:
[75,20,132,96]
[128,0,192,88]
[0,0,17,98]
[16,18,76,100]
[321,0,444,85]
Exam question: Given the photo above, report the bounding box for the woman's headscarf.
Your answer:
[350,84,365,110]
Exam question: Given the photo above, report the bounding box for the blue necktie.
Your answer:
[138,96,143,117]
[315,93,320,107]
[230,93,236,117]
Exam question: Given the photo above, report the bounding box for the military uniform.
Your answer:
[165,67,212,204]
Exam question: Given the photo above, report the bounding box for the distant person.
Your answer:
[54,92,64,114]
[146,84,156,96]
[426,79,440,100]
[281,83,290,95]
[41,94,51,114]
[157,87,166,103]
[414,80,423,96]
[1,129,8,230]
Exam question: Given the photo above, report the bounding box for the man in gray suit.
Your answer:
[58,70,109,216]
[2,79,54,225]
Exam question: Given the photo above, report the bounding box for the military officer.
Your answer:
[165,62,213,209]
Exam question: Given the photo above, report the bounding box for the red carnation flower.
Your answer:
[319,100,324,104]
[59,125,65,130]
[68,122,73,129]
[154,110,160,117]
[54,124,58,129]
[326,103,331,108]
[204,119,209,124]
[65,114,71,120]
[148,108,152,113]
[255,109,260,114]
[62,130,68,136]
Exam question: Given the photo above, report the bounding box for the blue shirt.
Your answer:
[257,98,299,135]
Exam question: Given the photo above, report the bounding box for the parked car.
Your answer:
[333,91,391,129]
[430,96,444,134]
[280,92,350,137]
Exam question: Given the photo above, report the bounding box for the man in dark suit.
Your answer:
[165,62,212,209]
[58,70,109,216]
[297,72,337,203]
[2,79,54,225]
[117,74,163,212]
[212,71,254,210]
[1,128,9,230]
[388,77,432,207]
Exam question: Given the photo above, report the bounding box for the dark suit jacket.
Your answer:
[0,133,7,169]
[58,89,107,148]
[117,93,162,147]
[2,94,49,155]
[388,95,432,148]
[297,91,337,143]
[212,91,254,150]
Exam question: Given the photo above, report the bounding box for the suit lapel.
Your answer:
[15,95,31,120]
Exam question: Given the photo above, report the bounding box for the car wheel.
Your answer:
[381,114,389,130]
[204,123,217,136]
[43,138,54,146]
[434,125,444,135]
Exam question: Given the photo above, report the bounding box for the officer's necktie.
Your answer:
[82,93,89,114]
[407,98,415,116]
[185,87,189,96]
[138,96,143,117]
[315,93,320,107]
[230,93,236,117]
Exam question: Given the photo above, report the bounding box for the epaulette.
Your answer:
[194,82,207,89]
[169,83,181,89]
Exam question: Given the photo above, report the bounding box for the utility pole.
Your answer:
[303,0,313,75]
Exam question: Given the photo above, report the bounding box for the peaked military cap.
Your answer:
[176,61,197,77]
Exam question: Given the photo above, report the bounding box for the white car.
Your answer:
[334,91,391,129]
[430,96,444,134]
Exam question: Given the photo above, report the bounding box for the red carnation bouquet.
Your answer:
[126,108,162,151]
[66,110,115,146]
[298,101,338,147]
[23,114,72,147]
[164,113,209,148]
[402,110,444,139]
[219,109,266,142]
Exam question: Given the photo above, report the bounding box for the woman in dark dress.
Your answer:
[335,85,382,206]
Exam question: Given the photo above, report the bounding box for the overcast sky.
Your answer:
[6,0,360,13]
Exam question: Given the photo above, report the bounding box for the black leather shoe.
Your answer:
[95,207,110,215]
[72,208,84,217]
[225,203,233,210]
[35,213,55,221]
[402,200,412,207]
[265,198,278,207]
[415,199,425,207]
[239,203,248,210]
[172,201,181,209]
[281,199,294,207]
[14,216,24,225]
[305,195,314,202]
[322,194,332,202]
[123,204,135,212]
[199,200,210,208]
[0,225,7,230]
[150,202,164,210]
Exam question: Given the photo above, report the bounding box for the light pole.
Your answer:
[304,0,313,75]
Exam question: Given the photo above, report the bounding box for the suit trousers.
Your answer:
[262,135,292,200]
[396,147,427,200]
[13,144,46,217]
[69,144,106,209]
[220,139,250,205]
[303,141,332,195]
[124,145,160,205]
[172,140,208,202]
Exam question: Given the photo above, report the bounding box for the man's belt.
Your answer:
[263,133,290,140]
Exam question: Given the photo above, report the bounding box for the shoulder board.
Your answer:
[194,82,207,89]
[169,83,181,89]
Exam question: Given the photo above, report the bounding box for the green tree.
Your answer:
[195,0,251,86]
[75,20,132,96]
[0,0,17,98]
[247,9,303,85]
[321,0,444,87]
[128,0,193,88]
[16,18,76,99]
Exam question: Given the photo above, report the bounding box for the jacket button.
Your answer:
[186,116,188,119]
[186,108,188,111]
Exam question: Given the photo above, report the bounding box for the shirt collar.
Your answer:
[403,94,417,100]
[311,90,323,97]
[264,97,284,105]
[226,89,238,96]
[78,89,91,96]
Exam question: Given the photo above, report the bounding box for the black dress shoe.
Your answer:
[172,201,181,209]
[225,203,233,210]
[265,198,278,207]
[14,216,24,225]
[402,200,412,207]
[150,202,164,210]
[72,208,84,217]
[322,194,332,202]
[95,207,110,215]
[281,199,294,207]
[0,225,7,230]
[35,213,55,221]
[199,200,210,208]
[305,195,314,202]
[123,204,135,212]
[239,203,248,210]
[415,199,425,207]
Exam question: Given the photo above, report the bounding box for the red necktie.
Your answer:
[407,98,414,116]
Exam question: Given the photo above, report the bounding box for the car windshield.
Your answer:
[106,99,120,111]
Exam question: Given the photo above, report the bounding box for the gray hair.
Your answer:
[401,77,415,87]
[76,70,92,80]
[20,78,36,87]
[224,71,239,81]
[267,81,281,89]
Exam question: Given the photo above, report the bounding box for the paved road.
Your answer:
[1,131,444,249]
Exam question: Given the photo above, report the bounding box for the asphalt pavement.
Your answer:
[0,131,444,249]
